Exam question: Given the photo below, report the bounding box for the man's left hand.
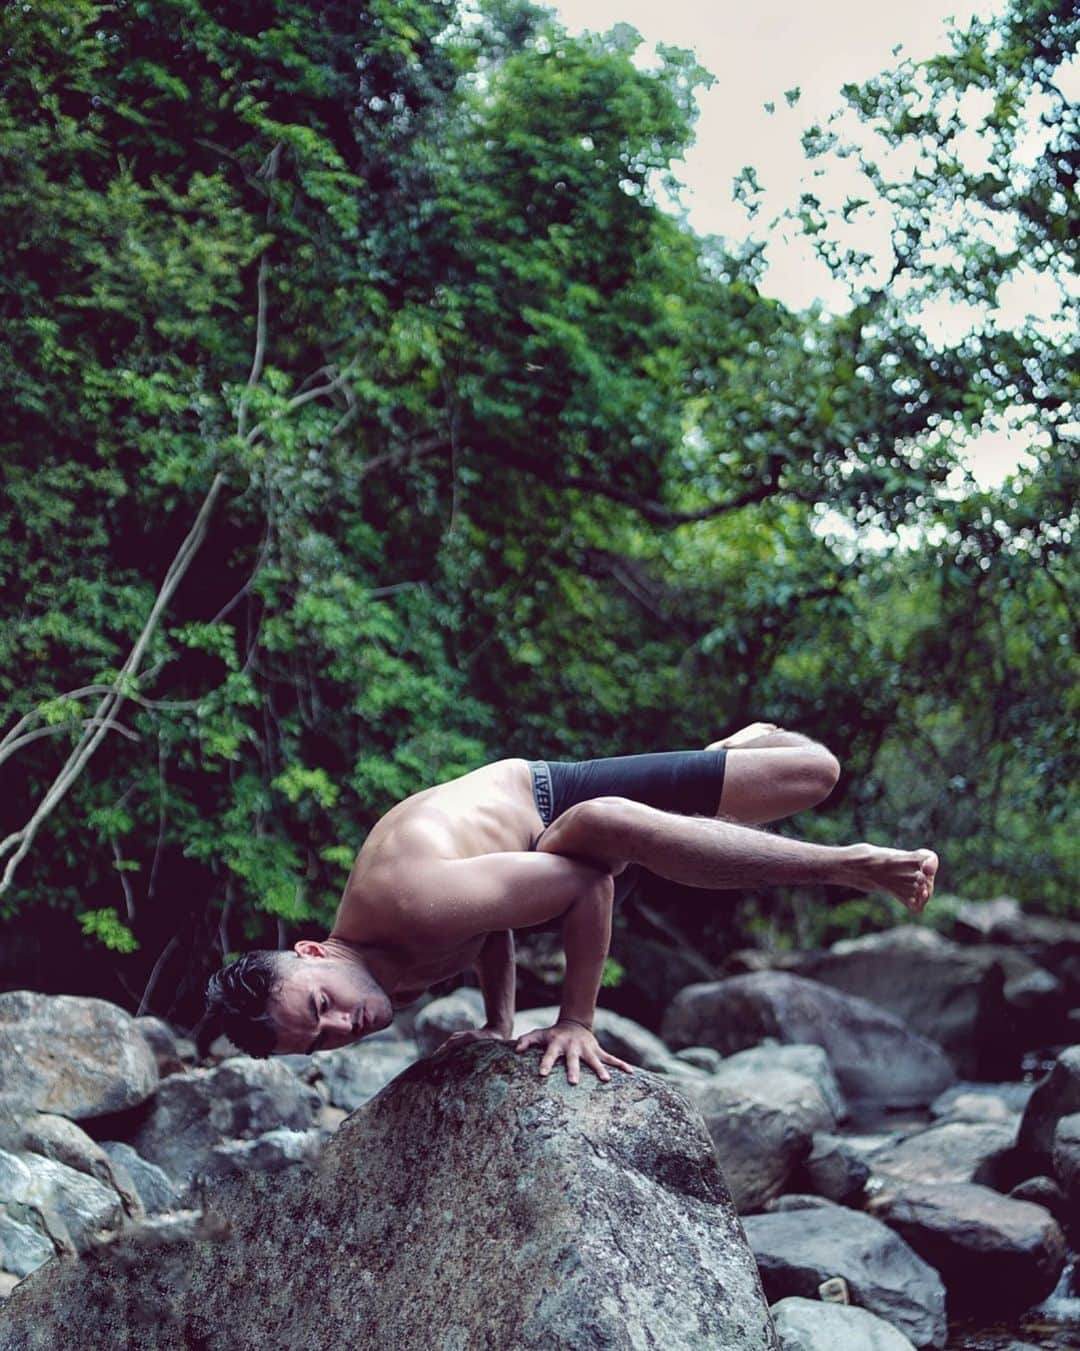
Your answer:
[514,1020,635,1086]
[432,1026,509,1057]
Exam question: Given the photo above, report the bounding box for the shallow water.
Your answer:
[948,1260,1080,1349]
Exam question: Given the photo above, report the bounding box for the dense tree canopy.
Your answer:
[0,0,1074,1023]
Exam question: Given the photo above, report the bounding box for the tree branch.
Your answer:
[0,717,141,768]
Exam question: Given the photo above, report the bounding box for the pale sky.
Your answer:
[546,0,1064,492]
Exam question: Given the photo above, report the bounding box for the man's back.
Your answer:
[349,757,541,876]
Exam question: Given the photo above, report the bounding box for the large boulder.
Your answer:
[868,1182,1066,1311]
[662,973,954,1110]
[0,992,158,1120]
[1017,1045,1080,1170]
[770,1296,916,1351]
[743,1200,947,1349]
[127,1057,321,1191]
[1,1041,780,1350]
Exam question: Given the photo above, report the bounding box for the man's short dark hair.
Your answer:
[196,950,288,1059]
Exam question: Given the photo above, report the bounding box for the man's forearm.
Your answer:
[476,929,516,1035]
[558,880,614,1028]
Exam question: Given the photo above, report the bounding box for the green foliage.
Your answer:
[599,958,625,990]
[0,0,1074,1021]
[79,909,140,954]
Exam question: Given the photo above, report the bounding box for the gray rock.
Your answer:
[791,927,1013,1078]
[770,1295,916,1351]
[412,988,487,1054]
[717,1043,846,1122]
[1,1041,780,1351]
[199,1128,325,1184]
[0,1146,125,1257]
[794,1132,870,1204]
[0,992,158,1120]
[1008,1175,1070,1228]
[952,903,1080,1005]
[687,1066,834,1214]
[673,1047,724,1072]
[128,1057,321,1191]
[763,1195,836,1213]
[0,1214,54,1279]
[868,1181,1066,1311]
[99,1142,181,1217]
[662,973,954,1110]
[951,896,1024,939]
[19,1114,141,1219]
[1050,1112,1080,1210]
[744,1200,946,1349]
[134,1017,185,1077]
[929,1081,1032,1125]
[868,1121,1017,1189]
[1017,1045,1080,1169]
[312,1041,419,1112]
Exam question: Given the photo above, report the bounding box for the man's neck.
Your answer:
[322,933,405,995]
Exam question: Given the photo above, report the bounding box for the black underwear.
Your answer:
[526,749,727,831]
[526,749,727,904]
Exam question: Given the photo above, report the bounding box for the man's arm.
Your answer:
[474,928,516,1036]
[390,852,634,1084]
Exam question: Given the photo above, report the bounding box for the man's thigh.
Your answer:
[718,747,839,824]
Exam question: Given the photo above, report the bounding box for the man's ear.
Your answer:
[294,939,328,959]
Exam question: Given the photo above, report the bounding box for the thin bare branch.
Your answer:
[0,469,227,895]
[147,733,167,901]
[0,717,140,768]
[110,838,136,923]
[136,934,179,1018]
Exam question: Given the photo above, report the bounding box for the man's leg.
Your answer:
[536,795,937,914]
[708,724,841,825]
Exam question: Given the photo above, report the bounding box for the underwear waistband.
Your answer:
[526,759,554,828]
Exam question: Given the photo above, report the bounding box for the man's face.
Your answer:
[269,950,393,1055]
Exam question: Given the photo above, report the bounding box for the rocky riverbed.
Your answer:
[0,895,1077,1349]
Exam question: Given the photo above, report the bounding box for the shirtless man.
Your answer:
[198,724,937,1084]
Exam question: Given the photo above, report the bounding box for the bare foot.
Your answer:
[707,722,778,751]
[842,845,939,913]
